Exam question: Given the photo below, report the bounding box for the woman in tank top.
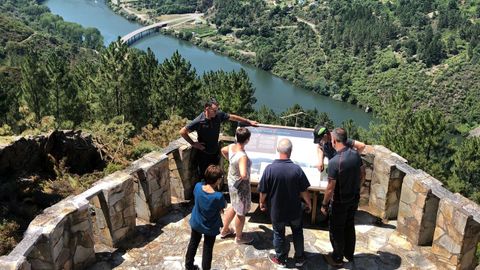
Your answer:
[219,127,253,244]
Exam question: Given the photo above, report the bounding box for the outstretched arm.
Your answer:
[229,114,259,126]
[352,140,366,154]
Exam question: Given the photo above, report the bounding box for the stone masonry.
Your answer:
[126,151,171,222]
[168,142,197,201]
[0,135,189,270]
[397,169,446,245]
[432,194,480,269]
[0,197,95,270]
[369,146,407,220]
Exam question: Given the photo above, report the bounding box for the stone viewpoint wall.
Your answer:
[0,135,479,270]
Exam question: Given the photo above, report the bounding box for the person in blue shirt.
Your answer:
[185,165,226,270]
[258,138,312,268]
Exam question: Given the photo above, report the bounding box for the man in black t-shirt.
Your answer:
[258,138,312,268]
[179,98,258,178]
[320,128,364,268]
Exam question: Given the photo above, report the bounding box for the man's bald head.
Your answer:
[277,138,292,157]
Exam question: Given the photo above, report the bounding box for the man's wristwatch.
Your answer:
[321,203,328,209]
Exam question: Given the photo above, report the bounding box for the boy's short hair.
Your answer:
[235,127,251,144]
[204,165,223,185]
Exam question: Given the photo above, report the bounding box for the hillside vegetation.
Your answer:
[122,0,480,133]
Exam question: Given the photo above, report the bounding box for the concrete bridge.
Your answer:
[121,14,203,46]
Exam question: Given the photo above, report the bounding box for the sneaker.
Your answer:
[294,255,306,267]
[322,253,343,268]
[235,234,254,244]
[345,255,354,262]
[268,253,287,268]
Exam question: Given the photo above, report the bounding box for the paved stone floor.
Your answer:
[89,201,438,270]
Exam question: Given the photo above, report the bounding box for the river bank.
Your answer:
[106,0,374,114]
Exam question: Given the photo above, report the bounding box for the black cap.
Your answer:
[313,124,328,144]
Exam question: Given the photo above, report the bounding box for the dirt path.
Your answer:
[296,16,319,35]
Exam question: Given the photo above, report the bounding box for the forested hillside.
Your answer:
[125,0,480,133]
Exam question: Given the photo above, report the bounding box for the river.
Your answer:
[43,0,372,128]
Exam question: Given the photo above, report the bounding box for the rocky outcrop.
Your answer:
[0,130,105,178]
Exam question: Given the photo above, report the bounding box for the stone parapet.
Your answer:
[2,137,480,270]
[397,170,445,245]
[89,171,136,247]
[0,134,185,269]
[0,197,95,270]
[432,194,480,269]
[369,146,409,219]
[167,139,196,201]
[126,151,171,222]
[359,145,375,206]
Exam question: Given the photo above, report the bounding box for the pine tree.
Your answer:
[98,38,129,120]
[448,138,480,203]
[151,51,200,122]
[20,51,49,122]
[45,50,70,127]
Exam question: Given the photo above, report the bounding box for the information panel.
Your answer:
[244,125,328,189]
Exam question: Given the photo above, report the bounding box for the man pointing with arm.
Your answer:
[179,97,258,179]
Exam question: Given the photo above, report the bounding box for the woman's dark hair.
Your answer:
[236,127,251,144]
[204,165,223,185]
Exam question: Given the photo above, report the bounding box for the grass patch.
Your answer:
[181,26,216,38]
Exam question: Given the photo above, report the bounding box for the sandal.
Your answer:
[220,228,235,239]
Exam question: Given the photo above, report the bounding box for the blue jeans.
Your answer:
[272,215,304,261]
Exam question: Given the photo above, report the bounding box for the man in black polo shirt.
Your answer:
[179,98,258,178]
[258,138,312,268]
[320,128,363,268]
